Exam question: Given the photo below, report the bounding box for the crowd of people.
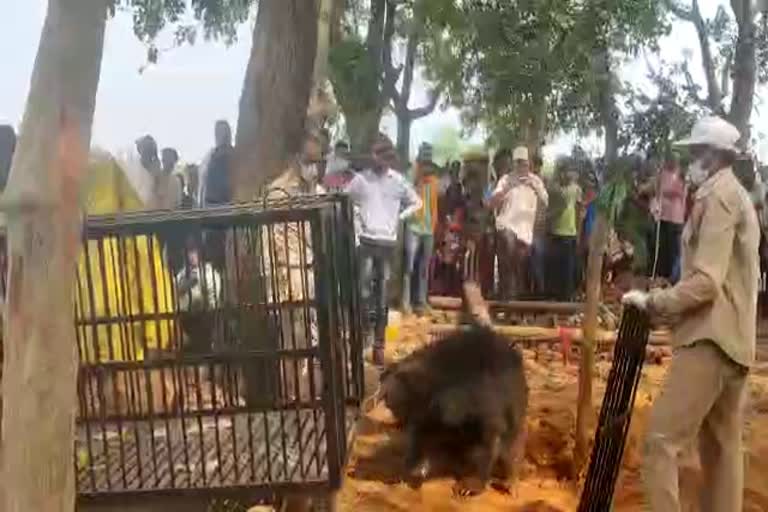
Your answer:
[2,119,767,366]
[1,111,767,509]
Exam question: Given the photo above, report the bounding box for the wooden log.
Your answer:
[428,324,671,347]
[428,295,584,315]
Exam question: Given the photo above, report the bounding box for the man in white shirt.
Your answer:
[345,135,422,366]
[490,146,548,300]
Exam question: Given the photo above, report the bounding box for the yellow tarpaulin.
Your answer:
[75,155,174,363]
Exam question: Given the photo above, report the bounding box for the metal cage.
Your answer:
[73,195,362,506]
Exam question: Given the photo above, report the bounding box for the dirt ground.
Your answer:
[337,315,768,512]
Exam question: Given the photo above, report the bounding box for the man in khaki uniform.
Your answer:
[623,116,759,512]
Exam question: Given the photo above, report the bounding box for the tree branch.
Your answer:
[667,0,724,113]
[383,61,402,106]
[408,89,441,119]
[379,0,398,109]
[399,24,419,111]
[663,0,694,21]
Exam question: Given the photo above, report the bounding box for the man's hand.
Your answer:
[621,290,649,310]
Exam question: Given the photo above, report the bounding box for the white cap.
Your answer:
[674,116,742,153]
[513,146,529,161]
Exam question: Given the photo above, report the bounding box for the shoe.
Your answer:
[401,304,413,316]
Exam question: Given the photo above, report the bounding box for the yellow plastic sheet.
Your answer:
[75,156,174,363]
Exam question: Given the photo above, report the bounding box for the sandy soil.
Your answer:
[337,315,768,512]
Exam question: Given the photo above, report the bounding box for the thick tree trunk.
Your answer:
[729,0,757,142]
[347,111,383,154]
[1,0,107,510]
[234,0,319,200]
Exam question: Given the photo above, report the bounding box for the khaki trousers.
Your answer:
[642,341,748,512]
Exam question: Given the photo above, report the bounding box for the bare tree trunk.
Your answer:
[574,45,618,477]
[387,0,440,163]
[573,213,609,478]
[234,0,320,200]
[1,0,107,510]
[728,0,757,141]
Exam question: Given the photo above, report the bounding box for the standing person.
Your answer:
[490,146,548,300]
[345,135,422,366]
[199,120,234,207]
[434,161,466,297]
[623,117,758,512]
[402,143,440,316]
[180,164,198,209]
[323,141,353,191]
[655,160,687,282]
[118,134,160,207]
[152,147,184,210]
[462,151,495,294]
[547,158,582,301]
[530,153,549,298]
[156,147,187,272]
[441,161,465,218]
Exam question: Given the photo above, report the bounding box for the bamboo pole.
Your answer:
[428,324,671,346]
[429,295,584,314]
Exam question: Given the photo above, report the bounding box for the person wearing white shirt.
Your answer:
[344,135,422,366]
[117,135,159,208]
[175,247,222,355]
[490,146,548,299]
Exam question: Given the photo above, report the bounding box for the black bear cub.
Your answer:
[380,325,528,497]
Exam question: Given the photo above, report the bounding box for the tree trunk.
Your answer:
[573,213,609,478]
[306,0,337,131]
[347,111,383,154]
[1,0,107,510]
[574,44,618,478]
[396,114,411,165]
[728,0,756,142]
[234,0,320,200]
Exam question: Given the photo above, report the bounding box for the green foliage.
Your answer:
[421,0,669,147]
[110,0,253,46]
[430,124,466,166]
[619,65,702,158]
[594,155,641,224]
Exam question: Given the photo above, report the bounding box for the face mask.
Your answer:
[327,156,349,175]
[687,157,710,187]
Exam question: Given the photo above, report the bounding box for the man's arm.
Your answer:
[399,177,423,220]
[649,194,736,316]
[343,173,364,204]
[489,175,512,209]
[527,175,548,206]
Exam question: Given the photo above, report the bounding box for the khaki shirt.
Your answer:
[649,167,759,368]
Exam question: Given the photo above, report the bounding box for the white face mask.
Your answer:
[687,157,711,187]
[327,156,349,175]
